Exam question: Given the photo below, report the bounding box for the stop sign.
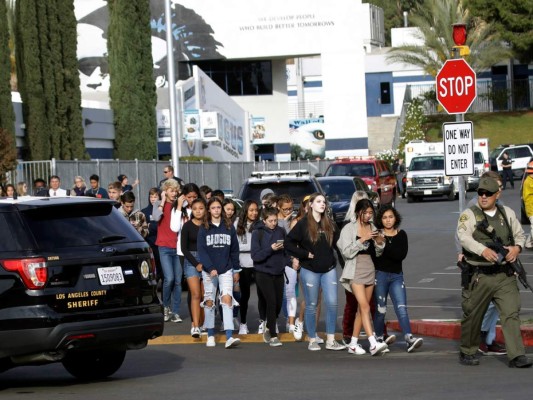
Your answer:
[436,59,477,114]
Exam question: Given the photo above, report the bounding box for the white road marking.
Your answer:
[418,278,435,283]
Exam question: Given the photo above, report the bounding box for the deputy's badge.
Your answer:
[459,214,469,222]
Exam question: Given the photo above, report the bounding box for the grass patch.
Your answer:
[425,110,533,150]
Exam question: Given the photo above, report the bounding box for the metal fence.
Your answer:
[7,159,333,209]
[408,78,533,115]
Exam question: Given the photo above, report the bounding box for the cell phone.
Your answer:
[276,239,284,244]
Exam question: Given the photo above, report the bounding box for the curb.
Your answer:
[386,320,533,346]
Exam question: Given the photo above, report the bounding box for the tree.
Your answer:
[398,99,426,155]
[0,0,16,175]
[465,0,533,64]
[108,0,157,160]
[14,0,86,161]
[15,0,51,160]
[386,0,512,75]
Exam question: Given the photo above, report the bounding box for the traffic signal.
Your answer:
[452,23,469,57]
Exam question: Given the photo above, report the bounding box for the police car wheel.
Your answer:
[62,349,126,380]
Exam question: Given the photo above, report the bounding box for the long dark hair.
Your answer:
[173,182,201,211]
[354,199,375,222]
[203,197,232,229]
[305,193,335,245]
[236,199,259,236]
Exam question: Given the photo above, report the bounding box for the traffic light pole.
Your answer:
[452,47,466,213]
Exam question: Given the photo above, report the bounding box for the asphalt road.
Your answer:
[2,186,533,399]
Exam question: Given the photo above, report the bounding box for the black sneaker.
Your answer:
[509,355,533,368]
[406,337,423,353]
[459,352,480,366]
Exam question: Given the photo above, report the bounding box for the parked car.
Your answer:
[0,196,163,379]
[490,144,533,179]
[317,176,380,227]
[237,169,324,210]
[322,157,396,206]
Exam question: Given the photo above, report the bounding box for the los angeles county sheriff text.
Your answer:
[56,290,107,308]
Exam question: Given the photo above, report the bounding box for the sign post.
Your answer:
[443,121,474,176]
[436,57,477,212]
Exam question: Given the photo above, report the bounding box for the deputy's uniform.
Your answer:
[457,185,526,364]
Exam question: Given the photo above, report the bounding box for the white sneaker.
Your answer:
[191,326,201,338]
[308,341,321,351]
[293,319,303,341]
[238,323,249,335]
[316,336,324,344]
[257,320,265,334]
[206,336,216,347]
[225,337,241,349]
[348,343,366,355]
[269,337,283,347]
[163,306,171,322]
[326,340,346,351]
[170,313,182,323]
[370,341,388,356]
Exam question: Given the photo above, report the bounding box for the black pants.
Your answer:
[501,168,514,188]
[239,268,254,324]
[255,271,284,338]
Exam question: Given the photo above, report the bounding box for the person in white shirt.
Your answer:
[48,175,69,197]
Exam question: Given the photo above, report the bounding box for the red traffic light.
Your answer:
[452,23,467,46]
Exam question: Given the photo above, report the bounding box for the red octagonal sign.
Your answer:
[436,59,477,114]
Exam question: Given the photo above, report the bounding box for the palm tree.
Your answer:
[386,0,511,75]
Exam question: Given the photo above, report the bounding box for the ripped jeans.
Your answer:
[373,270,412,337]
[300,267,338,338]
[201,269,238,331]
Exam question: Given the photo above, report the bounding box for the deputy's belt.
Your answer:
[475,264,510,275]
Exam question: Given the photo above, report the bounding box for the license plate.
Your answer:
[98,266,125,285]
[424,190,432,195]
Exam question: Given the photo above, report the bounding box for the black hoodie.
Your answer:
[251,224,289,276]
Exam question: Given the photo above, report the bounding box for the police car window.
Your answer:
[0,212,31,251]
[20,203,141,249]
[515,147,531,158]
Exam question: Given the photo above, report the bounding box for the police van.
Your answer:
[490,144,533,179]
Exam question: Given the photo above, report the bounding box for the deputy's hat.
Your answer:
[478,177,499,192]
[526,160,533,174]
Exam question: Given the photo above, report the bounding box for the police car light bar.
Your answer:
[250,169,310,179]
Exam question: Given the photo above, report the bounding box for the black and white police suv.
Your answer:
[0,196,163,379]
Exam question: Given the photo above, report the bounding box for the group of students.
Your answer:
[149,175,423,353]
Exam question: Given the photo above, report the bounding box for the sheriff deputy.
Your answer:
[457,176,530,368]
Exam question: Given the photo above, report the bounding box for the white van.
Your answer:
[489,144,533,178]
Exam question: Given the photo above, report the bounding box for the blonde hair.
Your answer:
[17,181,28,196]
[72,176,86,190]
[161,178,179,192]
[344,191,369,222]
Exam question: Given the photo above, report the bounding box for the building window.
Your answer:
[191,60,273,96]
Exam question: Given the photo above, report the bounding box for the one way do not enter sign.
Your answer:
[436,59,477,114]
[443,121,474,176]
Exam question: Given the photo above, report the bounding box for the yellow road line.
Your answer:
[150,333,344,345]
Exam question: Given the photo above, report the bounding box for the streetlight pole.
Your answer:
[164,0,179,172]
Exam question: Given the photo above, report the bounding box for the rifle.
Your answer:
[476,220,533,294]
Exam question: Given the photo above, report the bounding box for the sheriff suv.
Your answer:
[237,169,324,210]
[322,157,397,206]
[0,196,163,380]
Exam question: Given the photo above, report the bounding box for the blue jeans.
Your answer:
[159,246,182,314]
[300,267,338,338]
[481,301,499,344]
[374,270,412,337]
